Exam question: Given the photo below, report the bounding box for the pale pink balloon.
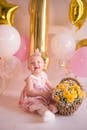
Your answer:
[68,47,87,77]
[14,36,30,62]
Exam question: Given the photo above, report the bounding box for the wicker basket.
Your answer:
[53,77,85,116]
[56,98,83,115]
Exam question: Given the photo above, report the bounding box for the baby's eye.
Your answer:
[30,62,34,65]
[38,61,41,63]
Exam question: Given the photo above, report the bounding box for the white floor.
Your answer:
[0,66,87,130]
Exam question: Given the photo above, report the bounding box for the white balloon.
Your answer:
[0,25,21,57]
[51,26,76,60]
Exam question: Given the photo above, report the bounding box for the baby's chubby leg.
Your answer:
[29,102,47,114]
[30,102,56,122]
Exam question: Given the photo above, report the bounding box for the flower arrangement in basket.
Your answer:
[52,78,86,115]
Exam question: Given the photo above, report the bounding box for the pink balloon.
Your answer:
[14,35,30,62]
[68,47,87,77]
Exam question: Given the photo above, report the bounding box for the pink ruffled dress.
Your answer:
[19,71,54,114]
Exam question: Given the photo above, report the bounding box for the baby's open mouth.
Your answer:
[34,67,40,70]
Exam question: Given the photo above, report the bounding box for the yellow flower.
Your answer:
[75,84,81,89]
[63,92,73,102]
[63,91,70,98]
[70,89,77,99]
[67,95,75,102]
[57,83,66,91]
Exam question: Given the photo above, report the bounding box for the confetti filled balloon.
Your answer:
[51,27,76,63]
[76,39,87,50]
[0,0,19,25]
[0,25,21,57]
[0,56,23,95]
[0,56,22,78]
[69,0,87,29]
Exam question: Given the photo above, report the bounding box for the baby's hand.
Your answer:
[46,81,54,91]
[42,90,52,99]
[49,104,58,113]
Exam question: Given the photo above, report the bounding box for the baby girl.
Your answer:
[19,49,57,122]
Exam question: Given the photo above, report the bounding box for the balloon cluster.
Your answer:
[1,0,87,81]
[29,0,87,78]
[0,0,20,56]
[0,0,29,62]
[68,0,87,77]
[49,25,87,78]
[0,0,29,95]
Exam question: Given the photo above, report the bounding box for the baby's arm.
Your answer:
[46,80,54,91]
[25,77,47,97]
[43,72,54,91]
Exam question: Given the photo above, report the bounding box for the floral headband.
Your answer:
[29,48,42,60]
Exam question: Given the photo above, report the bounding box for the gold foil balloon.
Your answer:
[29,0,49,70]
[69,0,87,29]
[0,0,19,25]
[76,39,87,50]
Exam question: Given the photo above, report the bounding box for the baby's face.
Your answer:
[29,56,44,75]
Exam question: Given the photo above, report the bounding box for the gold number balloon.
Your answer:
[0,0,19,25]
[29,0,49,70]
[69,0,87,29]
[76,39,87,50]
